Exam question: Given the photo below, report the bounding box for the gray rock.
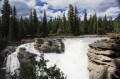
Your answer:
[39,42,51,53]
[34,38,65,53]
[18,47,37,63]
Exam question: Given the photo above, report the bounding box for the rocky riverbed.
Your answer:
[88,34,120,79]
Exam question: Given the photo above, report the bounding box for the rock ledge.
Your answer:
[88,35,120,79]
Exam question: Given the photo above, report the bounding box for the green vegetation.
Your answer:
[0,0,120,41]
[7,54,66,79]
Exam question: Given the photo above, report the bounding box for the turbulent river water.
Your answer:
[6,37,107,79]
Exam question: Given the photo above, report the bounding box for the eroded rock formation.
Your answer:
[88,35,120,79]
[34,38,65,53]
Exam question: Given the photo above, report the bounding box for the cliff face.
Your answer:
[88,35,120,79]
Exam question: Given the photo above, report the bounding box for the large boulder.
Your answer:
[34,38,65,53]
[88,35,120,79]
[18,47,37,63]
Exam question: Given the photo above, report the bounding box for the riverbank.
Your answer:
[50,35,108,38]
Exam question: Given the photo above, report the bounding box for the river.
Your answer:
[6,37,108,79]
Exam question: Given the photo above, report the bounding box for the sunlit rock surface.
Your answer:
[88,35,120,79]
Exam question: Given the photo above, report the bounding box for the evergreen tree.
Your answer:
[33,9,38,36]
[8,16,13,41]
[102,15,107,34]
[114,14,120,33]
[97,17,102,34]
[12,6,18,39]
[19,16,23,38]
[93,13,98,34]
[29,11,33,36]
[62,12,67,34]
[1,0,11,37]
[47,17,53,34]
[42,10,47,37]
[68,4,74,34]
[108,17,113,33]
[83,10,88,34]
[19,16,27,38]
[88,15,93,34]
[78,17,82,34]
[74,6,79,35]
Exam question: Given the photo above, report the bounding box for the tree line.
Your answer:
[0,0,120,41]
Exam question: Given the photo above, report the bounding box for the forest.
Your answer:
[0,0,120,41]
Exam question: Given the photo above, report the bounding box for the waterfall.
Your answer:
[6,37,107,79]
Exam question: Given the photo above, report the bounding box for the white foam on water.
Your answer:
[6,37,107,79]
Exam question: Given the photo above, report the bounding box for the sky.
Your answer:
[0,0,120,20]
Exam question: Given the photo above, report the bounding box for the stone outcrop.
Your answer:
[34,38,65,53]
[88,35,120,79]
[18,48,37,63]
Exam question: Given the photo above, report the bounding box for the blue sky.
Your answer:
[0,0,120,20]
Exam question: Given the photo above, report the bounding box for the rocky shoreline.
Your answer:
[88,34,120,79]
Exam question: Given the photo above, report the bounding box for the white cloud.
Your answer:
[97,7,120,18]
[40,0,119,19]
[9,0,36,8]
[41,0,119,12]
[35,6,63,19]
[0,0,36,17]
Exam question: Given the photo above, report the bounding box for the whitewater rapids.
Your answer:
[6,37,107,79]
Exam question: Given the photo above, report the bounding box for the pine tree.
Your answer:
[47,17,52,34]
[78,17,82,34]
[102,15,107,34]
[33,9,38,36]
[88,15,93,34]
[1,0,11,37]
[8,16,13,41]
[97,17,102,34]
[108,17,113,33]
[114,14,120,33]
[12,6,18,39]
[19,16,23,38]
[93,13,98,34]
[29,11,33,36]
[62,12,67,34]
[19,16,27,38]
[74,6,79,35]
[83,10,88,34]
[68,4,74,34]
[42,10,47,37]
